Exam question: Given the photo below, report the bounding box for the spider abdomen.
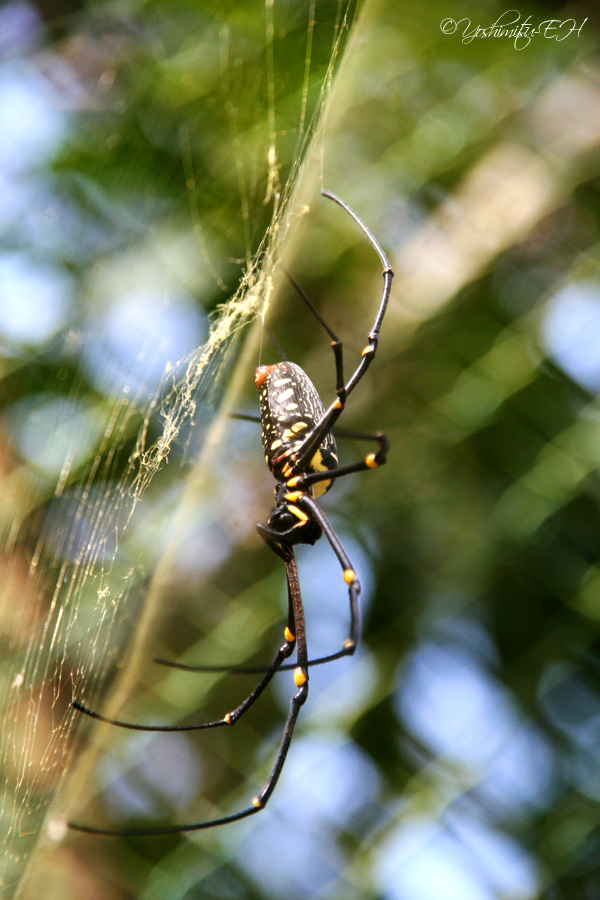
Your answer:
[255,361,338,496]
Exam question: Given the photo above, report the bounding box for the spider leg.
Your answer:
[289,430,388,494]
[293,492,362,655]
[154,649,348,676]
[230,411,262,423]
[154,520,352,676]
[250,547,309,811]
[292,191,393,472]
[67,552,309,837]
[256,523,297,560]
[282,266,346,406]
[253,491,361,665]
[71,558,300,734]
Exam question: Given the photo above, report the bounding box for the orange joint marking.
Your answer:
[343,638,355,650]
[361,345,375,357]
[285,490,303,502]
[294,667,307,686]
[224,713,233,724]
[287,476,301,487]
[252,796,263,809]
[365,453,378,468]
[284,626,295,643]
[344,568,357,585]
[333,399,343,410]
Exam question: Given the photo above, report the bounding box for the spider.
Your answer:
[67,190,393,837]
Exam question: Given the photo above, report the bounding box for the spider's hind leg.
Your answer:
[67,552,311,837]
[72,555,300,733]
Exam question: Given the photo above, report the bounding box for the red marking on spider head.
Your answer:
[255,365,275,389]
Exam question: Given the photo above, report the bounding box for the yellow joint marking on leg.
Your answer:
[252,796,263,809]
[343,638,355,650]
[284,626,295,643]
[362,345,375,356]
[365,453,378,468]
[344,568,357,585]
[285,490,304,502]
[294,666,307,686]
[287,476,301,487]
[224,713,233,724]
[288,504,309,523]
[333,398,343,409]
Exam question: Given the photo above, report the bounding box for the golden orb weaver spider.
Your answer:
[68,190,394,837]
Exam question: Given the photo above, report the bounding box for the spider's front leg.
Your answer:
[290,190,394,474]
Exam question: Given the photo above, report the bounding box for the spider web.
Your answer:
[0,0,362,892]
